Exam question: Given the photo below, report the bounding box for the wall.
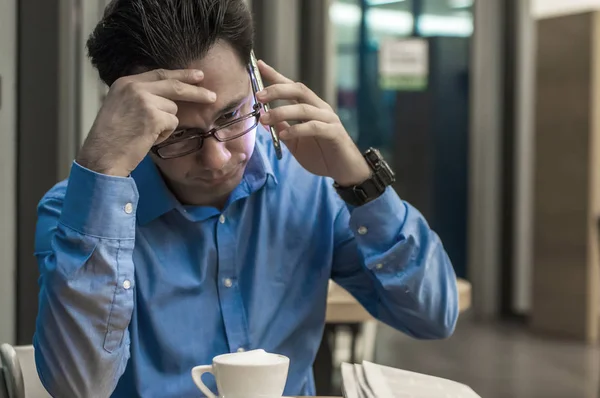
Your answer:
[0,0,17,344]
[512,0,536,314]
[531,11,600,342]
[468,0,504,317]
[532,0,600,18]
[512,0,600,315]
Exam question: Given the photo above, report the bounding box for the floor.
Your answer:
[329,317,600,398]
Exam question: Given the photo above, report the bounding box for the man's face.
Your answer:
[151,41,256,205]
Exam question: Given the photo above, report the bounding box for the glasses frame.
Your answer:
[151,65,263,160]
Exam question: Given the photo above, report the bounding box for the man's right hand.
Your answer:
[76,69,217,177]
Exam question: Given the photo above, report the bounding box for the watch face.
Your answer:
[365,148,381,167]
[335,147,395,206]
[366,147,395,184]
[381,156,394,175]
[379,161,396,185]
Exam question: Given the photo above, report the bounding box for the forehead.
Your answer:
[188,41,249,94]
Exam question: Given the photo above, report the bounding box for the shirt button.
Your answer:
[122,280,132,290]
[219,214,226,224]
[357,226,368,235]
[376,263,384,270]
[237,347,246,353]
[124,203,134,214]
[223,278,233,288]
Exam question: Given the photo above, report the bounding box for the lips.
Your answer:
[194,167,239,185]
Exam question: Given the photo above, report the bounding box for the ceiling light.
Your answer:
[448,0,474,8]
[368,0,406,6]
[330,2,473,37]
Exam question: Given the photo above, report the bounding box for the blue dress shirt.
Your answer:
[34,128,458,397]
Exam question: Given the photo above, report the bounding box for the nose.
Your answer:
[196,137,232,172]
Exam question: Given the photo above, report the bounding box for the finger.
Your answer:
[257,82,330,109]
[152,95,178,115]
[257,60,294,85]
[262,121,290,136]
[259,106,290,134]
[155,113,180,145]
[146,79,217,104]
[274,121,290,133]
[279,120,336,141]
[134,68,205,84]
[260,104,337,126]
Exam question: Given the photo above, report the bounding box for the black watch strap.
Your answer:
[334,148,395,207]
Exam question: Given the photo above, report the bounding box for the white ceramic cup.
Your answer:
[191,349,290,398]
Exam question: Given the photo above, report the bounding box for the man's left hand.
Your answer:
[257,60,371,187]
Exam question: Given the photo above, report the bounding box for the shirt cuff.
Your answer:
[60,162,139,239]
[348,187,408,256]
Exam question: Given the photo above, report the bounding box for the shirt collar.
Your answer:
[244,129,279,190]
[131,157,180,226]
[131,131,278,226]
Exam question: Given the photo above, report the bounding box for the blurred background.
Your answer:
[3,0,600,397]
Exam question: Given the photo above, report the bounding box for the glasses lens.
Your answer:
[155,102,259,159]
[157,137,202,159]
[215,114,259,141]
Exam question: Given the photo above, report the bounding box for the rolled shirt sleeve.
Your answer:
[34,162,139,397]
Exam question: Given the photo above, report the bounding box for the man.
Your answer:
[34,0,458,397]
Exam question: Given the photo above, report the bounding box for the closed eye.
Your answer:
[164,128,199,144]
[217,109,241,123]
[171,129,187,139]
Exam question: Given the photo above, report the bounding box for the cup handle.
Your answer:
[191,365,217,398]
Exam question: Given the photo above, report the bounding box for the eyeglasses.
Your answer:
[151,65,263,160]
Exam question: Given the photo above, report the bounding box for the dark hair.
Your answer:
[87,0,254,86]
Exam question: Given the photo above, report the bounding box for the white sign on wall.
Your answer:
[379,38,429,91]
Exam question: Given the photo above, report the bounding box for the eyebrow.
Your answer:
[219,94,249,115]
[177,93,249,131]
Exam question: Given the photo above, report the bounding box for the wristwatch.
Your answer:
[334,147,396,206]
